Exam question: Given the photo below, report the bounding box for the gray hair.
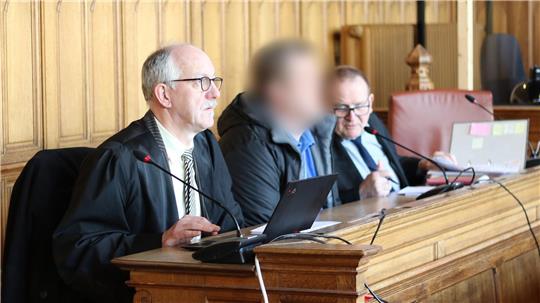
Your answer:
[141,45,182,101]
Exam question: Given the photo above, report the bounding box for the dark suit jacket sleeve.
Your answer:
[203,131,245,229]
[221,139,281,227]
[399,156,427,186]
[52,144,161,300]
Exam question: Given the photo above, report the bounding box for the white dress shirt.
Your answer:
[155,118,201,218]
[341,127,401,192]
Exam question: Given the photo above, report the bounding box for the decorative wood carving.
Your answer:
[405,44,434,91]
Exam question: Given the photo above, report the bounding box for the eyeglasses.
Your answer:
[169,76,223,92]
[333,103,370,118]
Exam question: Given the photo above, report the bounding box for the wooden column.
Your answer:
[457,0,474,89]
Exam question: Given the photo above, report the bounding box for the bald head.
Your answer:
[141,44,220,143]
[141,44,215,101]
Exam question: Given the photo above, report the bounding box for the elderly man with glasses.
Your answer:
[330,65,456,203]
[53,44,243,303]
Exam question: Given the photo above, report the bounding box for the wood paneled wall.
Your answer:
[0,0,536,279]
[476,1,540,71]
[340,23,485,107]
[0,0,458,249]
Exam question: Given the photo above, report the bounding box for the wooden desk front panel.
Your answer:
[321,169,540,302]
[115,168,540,303]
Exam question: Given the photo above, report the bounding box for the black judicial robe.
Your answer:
[52,111,244,303]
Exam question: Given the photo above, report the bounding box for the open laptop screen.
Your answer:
[450,119,529,173]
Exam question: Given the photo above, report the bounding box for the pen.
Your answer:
[385,177,399,185]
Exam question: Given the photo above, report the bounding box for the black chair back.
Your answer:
[1,148,93,303]
[481,33,526,104]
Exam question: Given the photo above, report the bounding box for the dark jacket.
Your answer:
[2,148,93,303]
[218,92,338,226]
[332,113,426,203]
[52,111,244,303]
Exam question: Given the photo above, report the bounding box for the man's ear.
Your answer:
[153,83,172,108]
[368,93,374,114]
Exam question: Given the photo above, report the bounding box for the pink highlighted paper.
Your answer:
[470,123,492,136]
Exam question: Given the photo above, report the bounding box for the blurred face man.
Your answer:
[331,75,374,140]
[253,41,324,138]
[148,44,222,145]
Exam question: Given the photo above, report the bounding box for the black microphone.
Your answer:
[465,94,495,117]
[134,150,266,264]
[364,127,449,184]
[363,127,464,200]
[132,150,242,237]
[465,94,540,162]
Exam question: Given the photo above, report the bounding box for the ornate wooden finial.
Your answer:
[405,44,434,90]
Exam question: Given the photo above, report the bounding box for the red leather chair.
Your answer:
[388,89,493,157]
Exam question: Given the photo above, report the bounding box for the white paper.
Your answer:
[398,186,435,197]
[250,220,340,235]
[432,156,466,172]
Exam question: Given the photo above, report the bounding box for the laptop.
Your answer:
[449,120,529,174]
[184,174,337,250]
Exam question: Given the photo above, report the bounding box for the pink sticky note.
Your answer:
[470,123,492,136]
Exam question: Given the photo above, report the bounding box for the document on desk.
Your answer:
[398,186,435,197]
[250,221,341,235]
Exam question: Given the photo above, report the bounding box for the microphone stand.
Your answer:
[133,151,266,264]
[363,127,464,200]
[465,94,540,168]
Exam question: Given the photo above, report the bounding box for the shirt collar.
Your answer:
[347,123,372,142]
[297,130,316,153]
[154,117,193,159]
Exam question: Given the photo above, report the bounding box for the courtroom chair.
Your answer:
[481,33,526,105]
[389,89,493,157]
[1,148,94,303]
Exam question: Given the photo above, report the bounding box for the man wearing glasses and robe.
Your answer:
[53,44,244,303]
[329,65,457,203]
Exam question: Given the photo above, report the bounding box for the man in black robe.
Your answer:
[53,44,244,303]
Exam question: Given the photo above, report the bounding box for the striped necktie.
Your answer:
[181,148,195,215]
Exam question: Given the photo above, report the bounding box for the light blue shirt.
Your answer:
[297,130,318,179]
[341,128,401,191]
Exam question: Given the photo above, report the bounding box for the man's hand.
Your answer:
[359,162,392,199]
[418,151,458,171]
[162,215,220,247]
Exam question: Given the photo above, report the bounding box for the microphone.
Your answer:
[133,150,266,264]
[465,94,540,162]
[364,127,448,184]
[133,150,243,237]
[363,127,464,200]
[465,94,495,117]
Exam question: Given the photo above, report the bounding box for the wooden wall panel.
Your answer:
[160,0,189,45]
[42,0,123,148]
[43,1,87,146]
[0,162,25,273]
[89,1,123,141]
[425,270,497,303]
[498,249,540,302]
[475,1,540,71]
[122,1,160,124]
[220,1,247,116]
[0,1,43,164]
